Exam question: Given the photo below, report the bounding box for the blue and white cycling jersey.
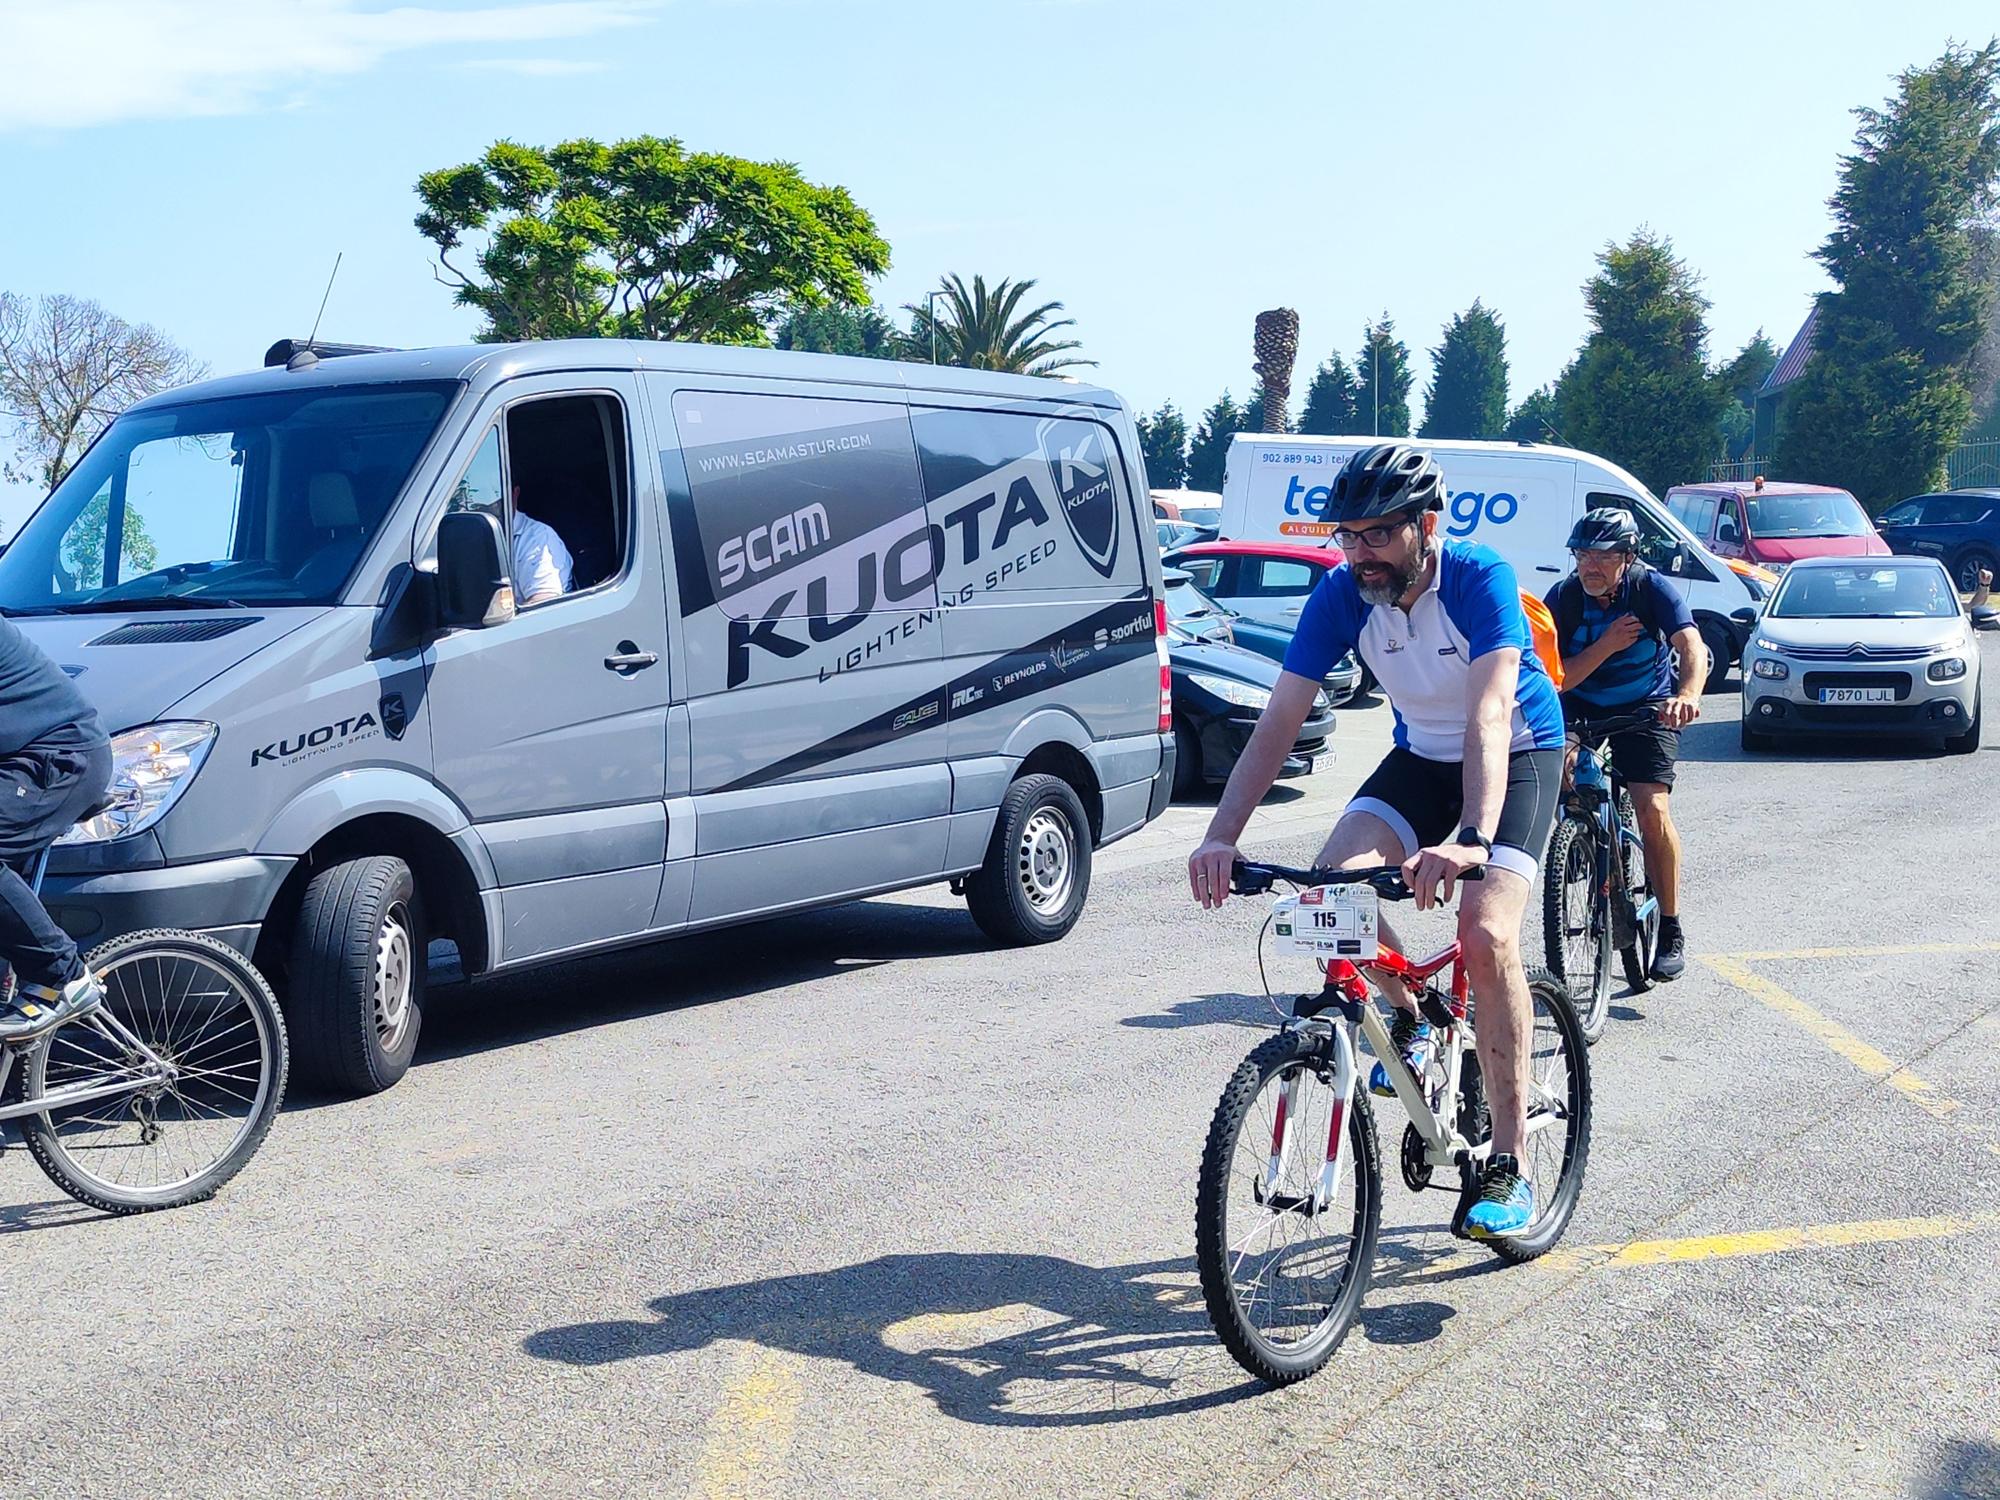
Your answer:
[1282,541,1566,760]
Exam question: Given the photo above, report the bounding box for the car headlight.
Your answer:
[1189,673,1273,710]
[56,722,218,844]
[1751,658,1790,680]
[1928,657,1968,682]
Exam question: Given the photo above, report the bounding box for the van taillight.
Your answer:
[1155,597,1172,732]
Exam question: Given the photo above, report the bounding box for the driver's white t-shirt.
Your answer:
[511,514,572,601]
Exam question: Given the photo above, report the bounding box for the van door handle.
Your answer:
[604,644,659,675]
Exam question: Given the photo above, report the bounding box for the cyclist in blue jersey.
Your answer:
[1189,443,1566,1238]
[1544,508,1705,980]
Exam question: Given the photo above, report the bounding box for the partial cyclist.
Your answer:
[1188,443,1566,1237]
[0,615,112,1042]
[1543,508,1704,981]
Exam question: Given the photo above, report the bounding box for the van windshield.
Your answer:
[1744,490,1872,539]
[0,382,457,614]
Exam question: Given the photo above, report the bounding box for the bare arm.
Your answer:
[1657,623,1705,728]
[1458,647,1519,840]
[1188,672,1322,906]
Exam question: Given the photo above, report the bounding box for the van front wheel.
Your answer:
[289,855,426,1096]
[966,774,1092,946]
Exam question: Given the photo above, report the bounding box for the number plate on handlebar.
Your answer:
[1271,884,1379,958]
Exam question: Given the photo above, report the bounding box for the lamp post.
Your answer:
[926,290,944,365]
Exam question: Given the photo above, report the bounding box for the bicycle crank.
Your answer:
[1399,1122,1433,1192]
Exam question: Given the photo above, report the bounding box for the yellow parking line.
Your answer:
[1540,1210,2000,1272]
[1699,954,1965,1121]
[1718,941,2000,962]
[693,1344,801,1500]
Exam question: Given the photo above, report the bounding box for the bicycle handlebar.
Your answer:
[1229,858,1485,901]
[1566,706,1659,745]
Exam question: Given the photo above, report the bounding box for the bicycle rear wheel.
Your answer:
[1615,790,1659,992]
[1195,1029,1381,1386]
[1543,817,1611,1043]
[20,930,288,1214]
[1465,968,1592,1265]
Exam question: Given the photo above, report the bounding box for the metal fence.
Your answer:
[1706,439,2000,490]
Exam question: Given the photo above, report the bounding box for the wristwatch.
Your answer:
[1454,826,1492,854]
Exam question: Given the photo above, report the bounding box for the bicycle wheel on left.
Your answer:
[20,929,287,1214]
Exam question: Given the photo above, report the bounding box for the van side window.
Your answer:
[669,391,931,620]
[448,428,506,522]
[1716,498,1744,544]
[1684,494,1718,537]
[504,395,629,604]
[1585,491,1683,572]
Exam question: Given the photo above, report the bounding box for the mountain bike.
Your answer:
[1194,859,1591,1386]
[1542,711,1661,1043]
[0,844,288,1214]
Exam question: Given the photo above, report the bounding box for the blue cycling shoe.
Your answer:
[1368,1011,1433,1098]
[1463,1154,1535,1238]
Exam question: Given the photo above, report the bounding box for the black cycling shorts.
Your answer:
[1564,706,1680,788]
[1347,746,1564,882]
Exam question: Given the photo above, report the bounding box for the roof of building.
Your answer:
[1760,305,1820,395]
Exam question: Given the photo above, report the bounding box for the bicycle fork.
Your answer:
[1263,1022,1358,1217]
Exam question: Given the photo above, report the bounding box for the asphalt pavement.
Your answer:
[6,638,1999,1500]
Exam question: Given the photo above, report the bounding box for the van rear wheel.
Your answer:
[966,774,1092,946]
[289,855,425,1096]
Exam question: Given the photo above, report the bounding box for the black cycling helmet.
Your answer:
[1327,443,1446,523]
[1566,507,1640,553]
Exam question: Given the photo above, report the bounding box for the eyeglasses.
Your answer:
[1571,549,1630,565]
[1332,516,1416,549]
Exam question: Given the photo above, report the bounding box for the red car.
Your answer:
[1663,479,1889,570]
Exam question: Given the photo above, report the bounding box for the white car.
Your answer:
[1740,555,1982,753]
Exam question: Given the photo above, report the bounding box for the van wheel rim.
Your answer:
[1019,806,1076,913]
[374,903,414,1052]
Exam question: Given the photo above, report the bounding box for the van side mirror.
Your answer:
[437,511,516,629]
[1669,547,1688,576]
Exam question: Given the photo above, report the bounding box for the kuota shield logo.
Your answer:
[1038,417,1120,580]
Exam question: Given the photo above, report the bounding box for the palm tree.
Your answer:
[1253,308,1300,431]
[904,274,1095,375]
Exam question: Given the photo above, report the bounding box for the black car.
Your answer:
[1168,631,1334,799]
[1876,488,2000,593]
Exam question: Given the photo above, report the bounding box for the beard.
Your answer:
[1355,538,1432,606]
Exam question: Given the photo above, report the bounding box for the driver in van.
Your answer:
[0,617,114,1041]
[511,485,573,607]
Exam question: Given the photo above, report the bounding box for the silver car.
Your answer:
[1741,555,1982,753]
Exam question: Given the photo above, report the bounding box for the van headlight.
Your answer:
[1189,673,1272,710]
[56,722,218,845]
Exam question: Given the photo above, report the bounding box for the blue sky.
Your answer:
[1,0,1995,527]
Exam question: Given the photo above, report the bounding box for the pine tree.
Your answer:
[1504,384,1564,443]
[1419,300,1510,439]
[1776,43,2000,507]
[1299,355,1361,435]
[1715,331,1778,460]
[1136,401,1189,488]
[1186,392,1243,492]
[1353,318,1413,438]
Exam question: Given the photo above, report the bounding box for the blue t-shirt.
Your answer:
[0,616,104,758]
[1282,541,1566,760]
[1544,566,1694,710]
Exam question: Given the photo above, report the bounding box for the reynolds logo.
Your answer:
[1038,416,1119,580]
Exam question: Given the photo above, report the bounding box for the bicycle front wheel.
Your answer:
[1195,1029,1381,1386]
[1543,817,1612,1043]
[20,930,288,1214]
[1615,789,1659,993]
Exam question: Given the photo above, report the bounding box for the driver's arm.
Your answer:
[1459,647,1518,841]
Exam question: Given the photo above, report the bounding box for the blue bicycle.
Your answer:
[1542,710,1662,1043]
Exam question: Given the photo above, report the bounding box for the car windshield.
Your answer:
[1164,575,1224,622]
[0,381,457,614]
[1768,564,1958,619]
[1743,490,1872,539]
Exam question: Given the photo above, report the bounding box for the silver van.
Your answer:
[1,341,1173,1093]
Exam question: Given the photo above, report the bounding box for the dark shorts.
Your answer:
[1347,746,1565,882]
[1564,705,1680,789]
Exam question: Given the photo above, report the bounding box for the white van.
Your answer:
[1216,435,1770,675]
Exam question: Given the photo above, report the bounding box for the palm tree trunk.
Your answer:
[1253,308,1300,433]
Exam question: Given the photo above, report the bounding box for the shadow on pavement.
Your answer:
[0,1193,100,1236]
[1121,990,1283,1030]
[1922,1437,2000,1499]
[524,1251,1263,1427]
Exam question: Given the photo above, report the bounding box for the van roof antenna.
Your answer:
[288,253,343,371]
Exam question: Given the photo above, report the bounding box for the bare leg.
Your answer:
[1629,782,1679,919]
[1314,810,1419,1014]
[1459,866,1534,1158]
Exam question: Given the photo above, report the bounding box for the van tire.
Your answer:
[290,855,426,1096]
[1698,620,1733,692]
[966,774,1092,947]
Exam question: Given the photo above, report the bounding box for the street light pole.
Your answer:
[1372,335,1380,437]
[926,290,943,365]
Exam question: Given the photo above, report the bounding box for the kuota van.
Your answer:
[1216,435,1774,678]
[2,340,1173,1094]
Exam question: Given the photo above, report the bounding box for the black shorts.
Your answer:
[1348,746,1564,882]
[1564,707,1680,789]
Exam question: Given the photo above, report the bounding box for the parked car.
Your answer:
[1874,488,2000,595]
[1162,563,1361,706]
[1152,488,1223,525]
[1166,625,1335,797]
[1740,555,1981,754]
[1156,518,1217,552]
[1664,479,1888,571]
[3,338,1173,1096]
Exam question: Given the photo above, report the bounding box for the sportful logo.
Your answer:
[1039,417,1119,580]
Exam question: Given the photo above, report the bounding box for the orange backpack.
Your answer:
[1518,590,1566,689]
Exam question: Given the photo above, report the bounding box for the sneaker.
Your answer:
[0,973,103,1044]
[1463,1153,1535,1239]
[1651,924,1686,982]
[1368,1010,1433,1097]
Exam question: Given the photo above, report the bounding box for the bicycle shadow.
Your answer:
[1922,1437,2000,1499]
[0,1192,99,1236]
[524,1250,1261,1428]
